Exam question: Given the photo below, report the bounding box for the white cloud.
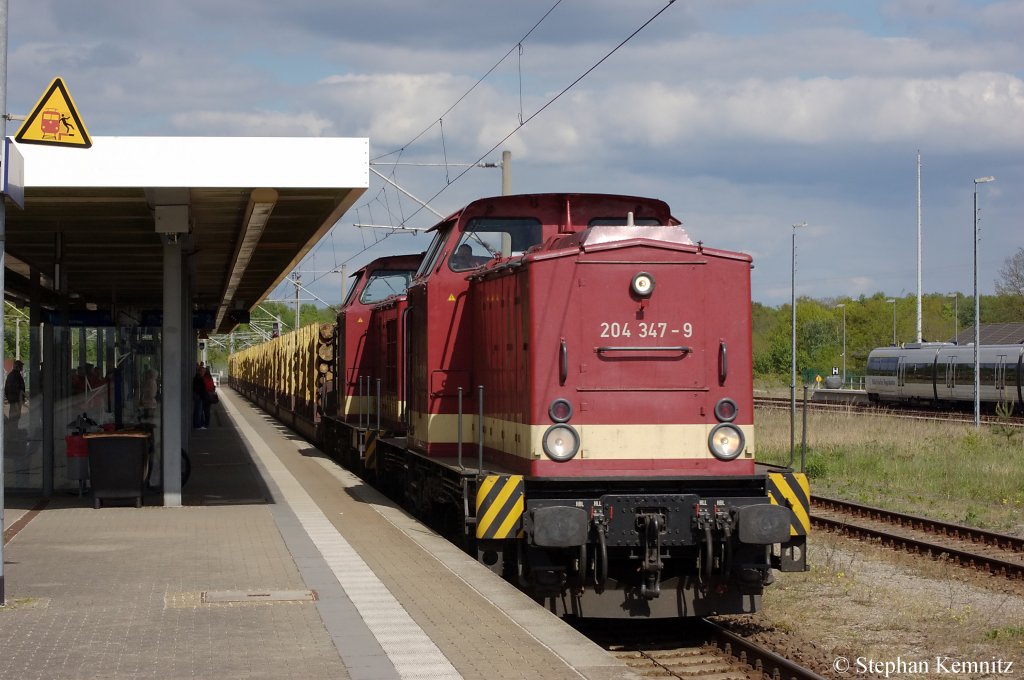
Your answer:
[168,110,335,136]
[6,0,1023,307]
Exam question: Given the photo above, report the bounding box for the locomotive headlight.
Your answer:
[714,397,738,423]
[548,398,573,423]
[543,424,580,462]
[708,423,745,461]
[630,271,655,297]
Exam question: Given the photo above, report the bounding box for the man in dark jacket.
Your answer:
[192,365,210,429]
[5,360,26,424]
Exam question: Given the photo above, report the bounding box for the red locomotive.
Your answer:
[331,254,421,469]
[232,193,809,619]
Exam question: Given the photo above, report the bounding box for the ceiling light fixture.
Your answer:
[216,188,278,330]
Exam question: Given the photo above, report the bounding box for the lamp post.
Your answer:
[790,222,807,460]
[836,303,846,386]
[887,298,896,346]
[974,175,995,428]
[951,293,958,341]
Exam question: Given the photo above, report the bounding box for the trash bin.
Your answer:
[65,434,90,496]
[84,432,151,508]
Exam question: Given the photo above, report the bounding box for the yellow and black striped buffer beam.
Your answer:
[363,430,378,470]
[767,471,810,536]
[475,475,525,540]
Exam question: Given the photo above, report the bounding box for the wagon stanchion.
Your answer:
[477,385,484,476]
[376,378,381,432]
[457,387,464,470]
[357,375,364,429]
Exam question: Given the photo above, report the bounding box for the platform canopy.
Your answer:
[4,136,368,333]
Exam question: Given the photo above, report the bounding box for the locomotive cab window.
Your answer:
[358,270,417,304]
[341,272,363,307]
[416,220,457,278]
[449,218,542,272]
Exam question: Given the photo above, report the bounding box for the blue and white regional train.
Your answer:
[866,342,1024,407]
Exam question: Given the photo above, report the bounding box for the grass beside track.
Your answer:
[755,407,1024,534]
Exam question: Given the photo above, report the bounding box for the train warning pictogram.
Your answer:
[15,77,92,148]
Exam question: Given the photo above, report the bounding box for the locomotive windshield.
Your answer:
[448,217,542,272]
[359,269,417,304]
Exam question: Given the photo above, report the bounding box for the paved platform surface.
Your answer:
[1,389,633,680]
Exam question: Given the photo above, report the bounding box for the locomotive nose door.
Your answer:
[577,262,706,391]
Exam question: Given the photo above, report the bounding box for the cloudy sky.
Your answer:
[6,0,1022,307]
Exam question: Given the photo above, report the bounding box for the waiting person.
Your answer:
[192,365,210,429]
[201,365,216,425]
[5,360,26,424]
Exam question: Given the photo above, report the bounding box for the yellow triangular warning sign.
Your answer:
[447,294,456,302]
[15,77,92,149]
[357,317,364,324]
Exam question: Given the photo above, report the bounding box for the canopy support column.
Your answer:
[161,237,183,507]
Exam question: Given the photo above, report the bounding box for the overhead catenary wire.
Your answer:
[352,1,567,229]
[340,0,592,252]
[290,0,677,296]
[439,118,450,184]
[371,0,566,163]
[389,0,679,231]
[370,161,501,168]
[517,43,525,125]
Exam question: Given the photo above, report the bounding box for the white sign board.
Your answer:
[3,137,25,209]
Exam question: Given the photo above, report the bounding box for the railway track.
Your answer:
[811,495,1024,580]
[754,395,1024,427]
[582,618,826,680]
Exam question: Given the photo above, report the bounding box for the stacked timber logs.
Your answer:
[316,323,335,415]
[228,323,332,420]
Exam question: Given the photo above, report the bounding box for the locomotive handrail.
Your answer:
[457,387,464,470]
[559,339,568,385]
[718,340,727,383]
[477,385,484,476]
[596,345,691,354]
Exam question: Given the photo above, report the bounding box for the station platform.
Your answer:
[1,389,634,680]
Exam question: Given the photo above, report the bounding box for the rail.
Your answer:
[699,618,827,680]
[590,617,826,680]
[754,396,1024,427]
[811,495,1024,580]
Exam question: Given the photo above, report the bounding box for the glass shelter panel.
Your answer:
[4,322,163,494]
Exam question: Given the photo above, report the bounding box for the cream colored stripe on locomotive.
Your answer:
[341,396,406,420]
[409,410,755,460]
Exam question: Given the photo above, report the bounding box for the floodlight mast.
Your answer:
[916,152,922,343]
[973,175,995,428]
[790,221,807,462]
